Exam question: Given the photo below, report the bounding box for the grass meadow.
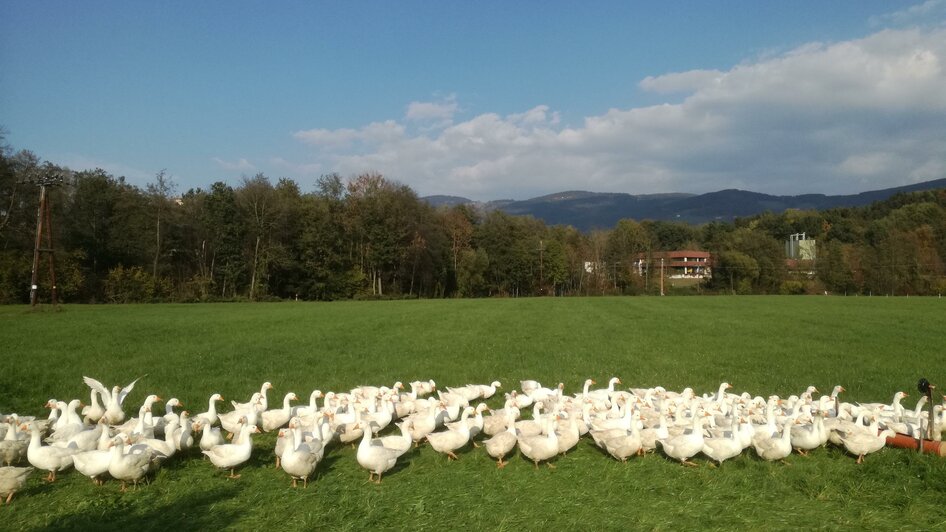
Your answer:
[1,296,945,530]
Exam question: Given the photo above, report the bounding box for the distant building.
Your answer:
[633,250,712,279]
[786,233,816,260]
[786,233,816,276]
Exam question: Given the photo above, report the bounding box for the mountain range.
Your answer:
[423,178,946,231]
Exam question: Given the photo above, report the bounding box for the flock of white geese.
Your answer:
[1,376,944,503]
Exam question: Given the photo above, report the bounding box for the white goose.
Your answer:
[839,416,895,464]
[517,414,561,468]
[426,407,474,459]
[790,410,826,455]
[658,411,708,466]
[51,418,105,452]
[482,405,520,437]
[279,426,322,488]
[483,413,518,468]
[585,377,622,407]
[372,421,412,456]
[446,403,489,442]
[203,422,259,479]
[601,421,643,462]
[262,393,298,432]
[753,419,794,462]
[83,375,144,425]
[172,412,195,451]
[292,390,324,418]
[220,396,261,436]
[406,403,444,444]
[47,400,87,442]
[195,420,226,452]
[134,418,179,459]
[73,440,114,486]
[0,466,33,504]
[0,419,29,466]
[356,421,400,483]
[193,393,224,427]
[475,381,502,400]
[556,412,582,455]
[27,423,77,482]
[81,387,106,424]
[701,416,743,465]
[107,438,157,491]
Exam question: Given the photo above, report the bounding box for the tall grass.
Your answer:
[1,296,945,530]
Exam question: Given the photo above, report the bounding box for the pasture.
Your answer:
[1,296,945,530]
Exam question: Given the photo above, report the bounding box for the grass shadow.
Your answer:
[35,482,243,532]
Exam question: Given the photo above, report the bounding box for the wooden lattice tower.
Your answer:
[28,172,64,306]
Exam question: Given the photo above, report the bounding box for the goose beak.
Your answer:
[155,396,163,402]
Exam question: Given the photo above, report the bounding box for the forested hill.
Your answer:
[2,142,946,303]
[424,178,946,230]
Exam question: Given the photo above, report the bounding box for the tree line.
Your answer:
[2,142,945,304]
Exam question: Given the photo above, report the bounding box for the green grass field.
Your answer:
[2,296,945,530]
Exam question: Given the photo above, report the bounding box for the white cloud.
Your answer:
[870,0,946,27]
[294,121,405,148]
[406,95,459,124]
[212,157,256,173]
[293,27,946,200]
[639,70,723,93]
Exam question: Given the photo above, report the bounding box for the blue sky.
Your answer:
[2,1,945,200]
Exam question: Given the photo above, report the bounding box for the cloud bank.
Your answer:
[293,27,946,200]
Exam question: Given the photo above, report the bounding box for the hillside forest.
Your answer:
[2,143,946,303]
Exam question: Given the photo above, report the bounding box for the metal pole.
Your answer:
[660,258,665,296]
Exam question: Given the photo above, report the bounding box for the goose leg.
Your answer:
[375,472,383,484]
[682,460,699,467]
[303,477,308,488]
[275,457,281,469]
[546,462,556,469]
[5,491,14,504]
[496,458,507,468]
[447,451,458,460]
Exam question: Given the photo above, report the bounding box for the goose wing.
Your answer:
[117,375,146,406]
[83,376,112,402]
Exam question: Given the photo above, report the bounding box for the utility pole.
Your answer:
[660,257,665,296]
[536,239,545,295]
[26,170,64,307]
